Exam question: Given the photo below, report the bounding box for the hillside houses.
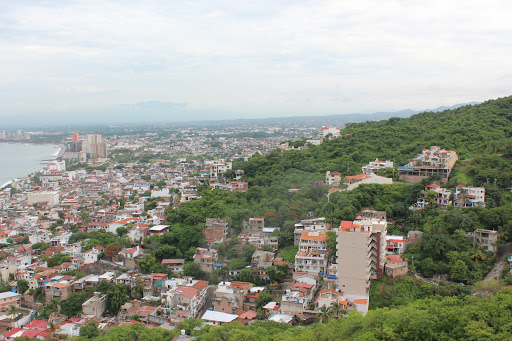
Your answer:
[398,146,458,183]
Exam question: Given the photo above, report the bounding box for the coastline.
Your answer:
[0,142,61,189]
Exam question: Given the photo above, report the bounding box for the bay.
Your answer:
[0,143,60,187]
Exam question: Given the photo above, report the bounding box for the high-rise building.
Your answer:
[85,134,108,158]
[336,210,387,296]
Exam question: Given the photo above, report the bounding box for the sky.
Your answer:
[1,0,512,124]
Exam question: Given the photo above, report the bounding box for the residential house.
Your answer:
[469,229,498,254]
[0,292,20,310]
[454,185,486,207]
[161,259,186,274]
[361,159,394,175]
[82,294,107,318]
[325,171,342,186]
[212,281,253,314]
[385,235,408,255]
[193,248,218,273]
[385,255,408,278]
[251,251,274,281]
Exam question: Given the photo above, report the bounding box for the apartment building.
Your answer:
[161,259,186,273]
[398,146,458,183]
[336,211,387,296]
[319,126,341,138]
[295,231,328,276]
[27,191,60,207]
[203,218,228,245]
[293,217,329,246]
[206,161,232,182]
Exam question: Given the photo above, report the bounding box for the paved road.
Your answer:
[197,286,217,318]
[485,242,512,280]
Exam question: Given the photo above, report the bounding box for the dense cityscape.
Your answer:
[0,97,511,340]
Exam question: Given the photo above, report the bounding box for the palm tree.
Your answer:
[46,321,56,340]
[317,305,331,323]
[329,301,347,319]
[470,248,487,263]
[8,304,20,318]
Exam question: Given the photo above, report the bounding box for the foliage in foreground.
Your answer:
[65,289,512,341]
[193,289,512,340]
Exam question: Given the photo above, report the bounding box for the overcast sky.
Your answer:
[1,0,512,122]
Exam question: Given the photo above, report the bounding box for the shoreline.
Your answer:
[0,143,62,189]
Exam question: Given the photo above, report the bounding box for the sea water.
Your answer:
[0,143,59,187]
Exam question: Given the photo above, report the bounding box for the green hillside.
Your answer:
[149,96,512,340]
[239,95,512,177]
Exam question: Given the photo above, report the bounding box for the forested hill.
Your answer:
[239,96,512,177]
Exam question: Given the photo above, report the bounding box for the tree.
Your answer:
[227,247,239,259]
[242,244,256,263]
[17,279,28,294]
[238,268,255,283]
[317,305,331,323]
[80,320,101,338]
[137,254,161,273]
[93,280,110,293]
[267,266,285,283]
[216,243,227,257]
[0,282,11,293]
[46,321,56,340]
[255,291,274,310]
[183,262,202,278]
[107,284,129,315]
[328,301,346,319]
[425,190,438,206]
[227,258,247,270]
[116,226,129,237]
[451,260,469,283]
[46,253,72,267]
[326,231,337,262]
[132,277,144,299]
[80,211,90,223]
[177,318,204,335]
[8,304,20,317]
[60,292,86,317]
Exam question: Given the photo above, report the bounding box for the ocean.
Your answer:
[0,143,60,187]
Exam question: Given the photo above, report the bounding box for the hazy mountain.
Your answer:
[0,101,480,129]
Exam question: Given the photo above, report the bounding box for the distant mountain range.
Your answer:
[181,102,480,129]
[0,101,480,129]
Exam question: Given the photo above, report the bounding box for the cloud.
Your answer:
[0,0,512,122]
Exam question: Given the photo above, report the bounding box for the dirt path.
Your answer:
[485,242,512,280]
